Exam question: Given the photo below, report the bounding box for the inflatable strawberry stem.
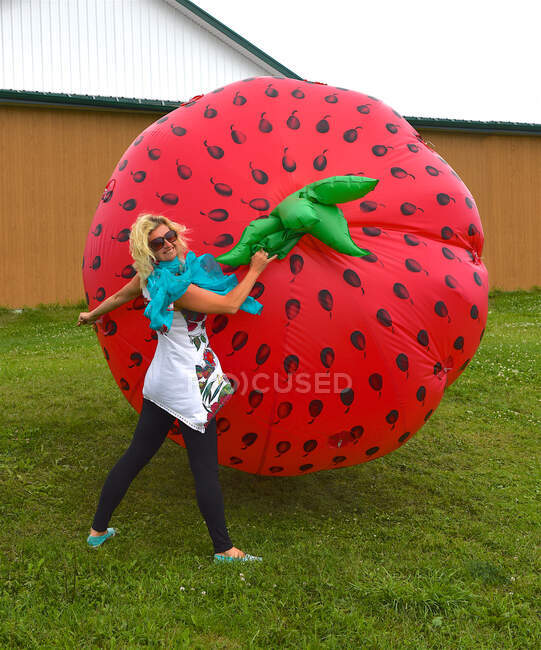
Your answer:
[215,175,379,265]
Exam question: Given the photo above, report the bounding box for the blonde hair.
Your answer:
[129,213,192,286]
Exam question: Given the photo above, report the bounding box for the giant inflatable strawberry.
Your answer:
[82,76,488,476]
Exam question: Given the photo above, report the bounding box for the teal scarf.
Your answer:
[144,252,263,332]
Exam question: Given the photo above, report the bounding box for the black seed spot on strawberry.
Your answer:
[470,304,479,320]
[210,178,232,196]
[316,115,331,133]
[95,287,105,301]
[265,83,279,98]
[435,301,448,319]
[407,143,420,153]
[147,147,161,160]
[259,112,272,133]
[362,226,382,237]
[104,320,117,336]
[171,124,187,136]
[285,299,300,321]
[325,93,338,103]
[398,432,410,443]
[119,199,137,210]
[356,104,370,114]
[320,347,334,369]
[405,259,421,273]
[204,141,224,159]
[287,110,300,130]
[201,208,229,222]
[176,162,192,179]
[366,446,379,456]
[204,105,217,118]
[445,275,458,289]
[442,247,455,260]
[377,309,392,329]
[117,264,136,279]
[249,162,268,184]
[313,149,328,171]
[350,331,366,351]
[233,91,247,105]
[156,192,178,205]
[131,170,146,183]
[396,353,409,374]
[361,253,379,264]
[372,145,391,157]
[316,290,333,317]
[426,165,440,176]
[92,224,102,237]
[343,269,361,288]
[404,234,420,246]
[393,283,409,300]
[112,228,130,241]
[290,253,303,276]
[417,330,429,347]
[240,197,270,211]
[230,125,246,144]
[473,272,482,286]
[118,159,128,171]
[437,193,455,206]
[343,127,362,142]
[453,336,464,351]
[416,386,426,402]
[386,123,399,133]
[359,201,378,212]
[369,373,383,392]
[282,147,296,172]
[401,202,423,215]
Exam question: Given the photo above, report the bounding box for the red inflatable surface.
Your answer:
[82,76,488,476]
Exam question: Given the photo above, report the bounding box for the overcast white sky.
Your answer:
[195,0,540,124]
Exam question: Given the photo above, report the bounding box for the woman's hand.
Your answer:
[77,311,98,326]
[250,249,277,274]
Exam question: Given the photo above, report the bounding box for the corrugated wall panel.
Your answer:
[0,0,275,100]
[0,104,539,308]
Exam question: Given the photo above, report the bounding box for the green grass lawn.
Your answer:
[0,292,539,649]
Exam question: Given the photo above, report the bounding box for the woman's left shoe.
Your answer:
[213,552,262,563]
[87,528,116,548]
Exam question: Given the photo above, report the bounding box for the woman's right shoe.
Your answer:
[214,552,262,563]
[87,527,116,548]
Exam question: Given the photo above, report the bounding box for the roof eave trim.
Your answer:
[164,0,302,80]
[1,90,540,135]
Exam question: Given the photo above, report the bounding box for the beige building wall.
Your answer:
[0,104,539,308]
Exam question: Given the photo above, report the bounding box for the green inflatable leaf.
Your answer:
[304,176,378,205]
[215,175,378,266]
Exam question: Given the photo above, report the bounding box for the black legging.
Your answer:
[92,398,233,554]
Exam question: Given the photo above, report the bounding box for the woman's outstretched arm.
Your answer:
[77,275,142,325]
[174,250,276,315]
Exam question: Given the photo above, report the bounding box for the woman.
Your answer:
[78,213,276,562]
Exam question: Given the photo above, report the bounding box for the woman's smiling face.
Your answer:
[148,224,180,262]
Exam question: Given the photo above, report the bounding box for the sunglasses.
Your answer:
[149,229,178,252]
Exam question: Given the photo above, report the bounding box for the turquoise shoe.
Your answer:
[87,528,116,548]
[214,552,262,563]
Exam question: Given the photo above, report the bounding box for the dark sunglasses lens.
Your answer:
[149,237,164,251]
[164,230,178,243]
